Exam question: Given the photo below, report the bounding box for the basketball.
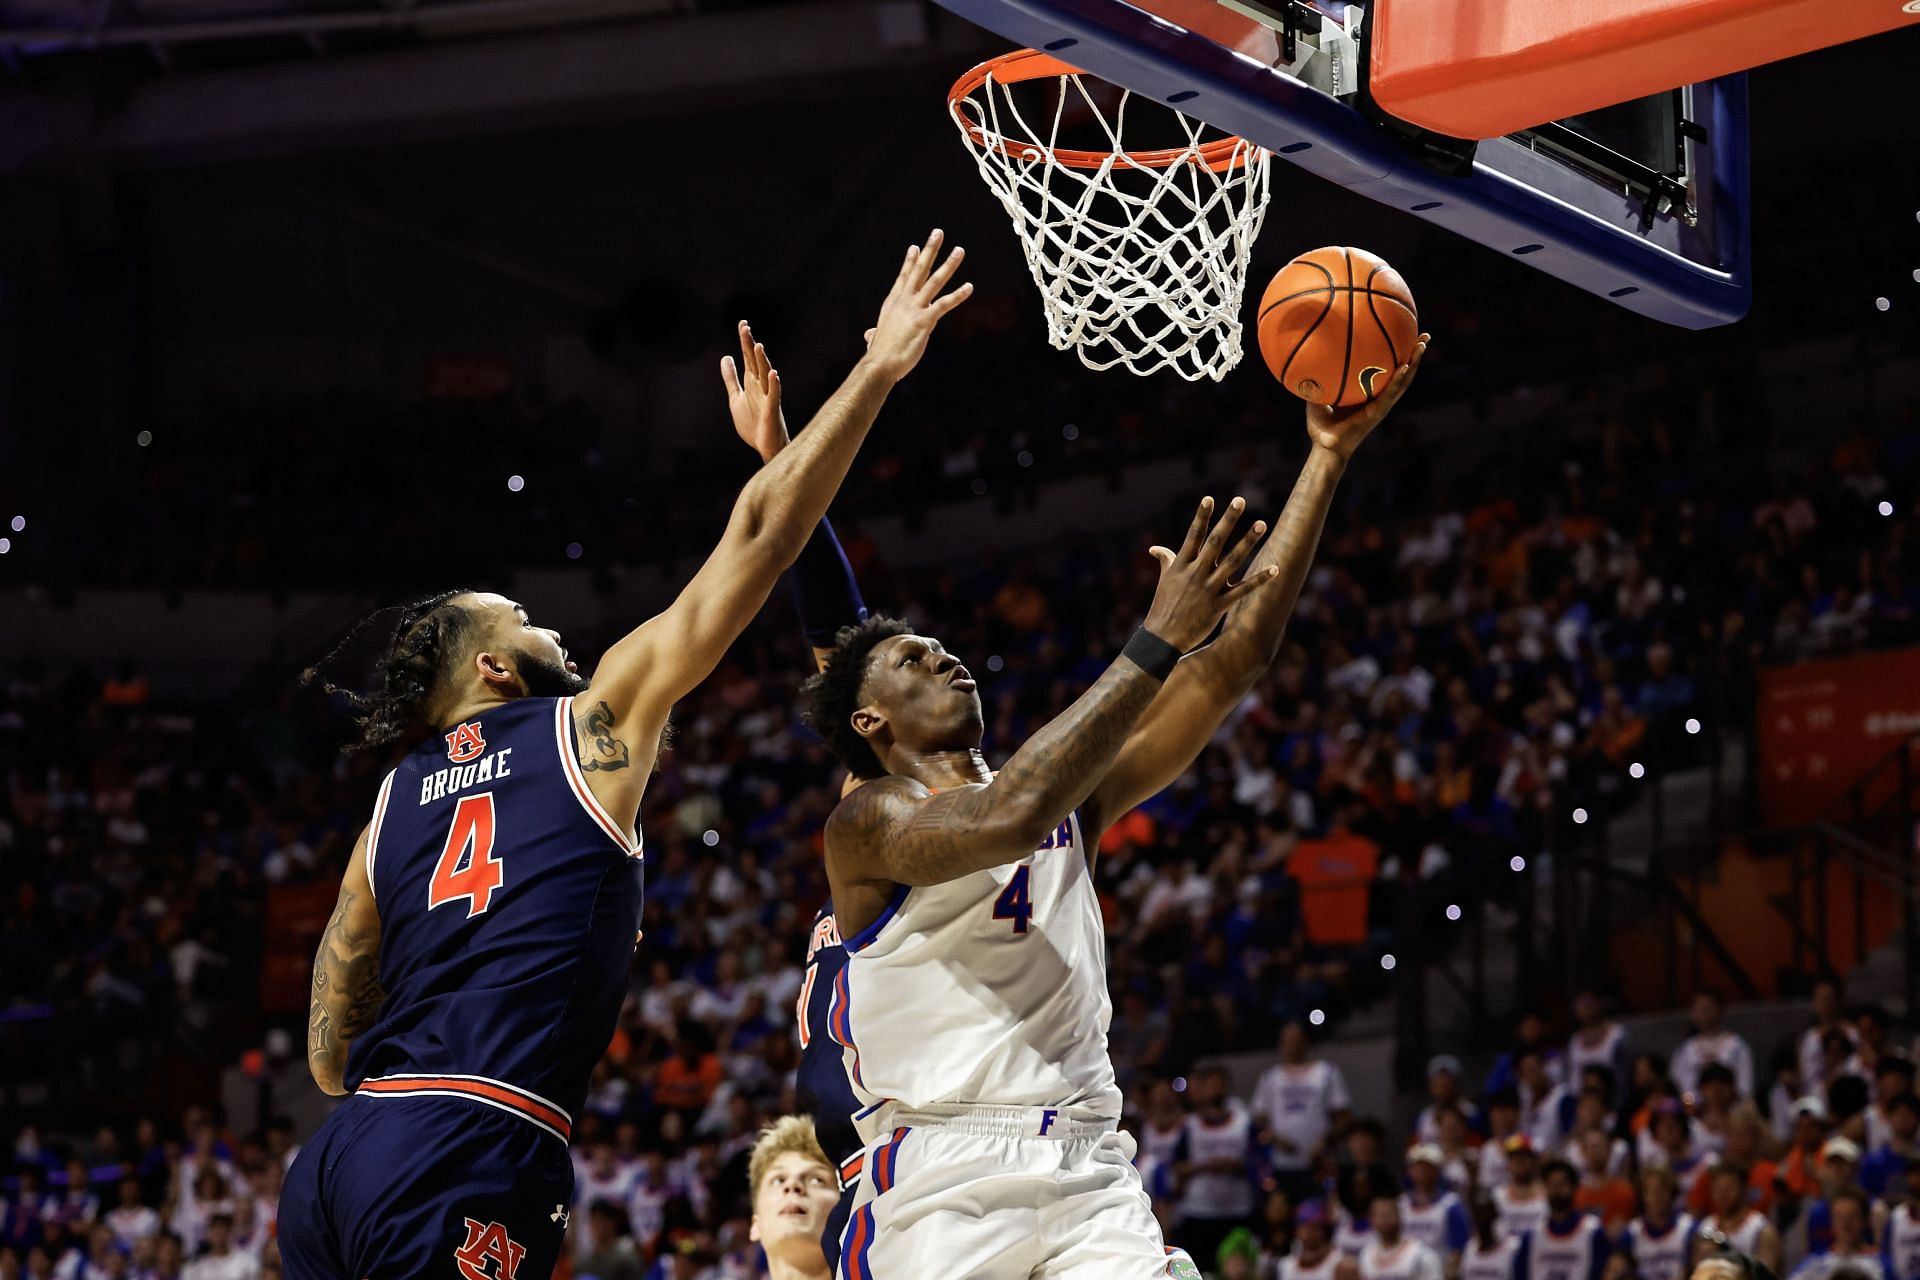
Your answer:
[1256,247,1419,407]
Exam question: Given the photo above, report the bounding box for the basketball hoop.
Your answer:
[948,49,1273,382]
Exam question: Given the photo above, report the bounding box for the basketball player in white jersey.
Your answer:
[1461,1197,1527,1280]
[1613,1166,1696,1280]
[803,347,1427,1278]
[1533,1160,1611,1280]
[1400,1145,1470,1270]
[1882,1157,1920,1280]
[1286,1203,1346,1280]
[1362,1197,1445,1280]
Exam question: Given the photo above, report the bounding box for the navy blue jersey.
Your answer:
[345,696,644,1142]
[797,903,862,1175]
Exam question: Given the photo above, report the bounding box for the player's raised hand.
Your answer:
[1305,333,1429,461]
[720,320,789,464]
[1142,496,1279,650]
[861,229,973,384]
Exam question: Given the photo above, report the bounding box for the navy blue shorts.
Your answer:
[822,1181,856,1273]
[280,1093,574,1280]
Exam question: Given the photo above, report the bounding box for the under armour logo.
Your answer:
[550,1206,569,1227]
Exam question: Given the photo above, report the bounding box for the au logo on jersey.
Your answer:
[453,1218,526,1280]
[445,721,488,764]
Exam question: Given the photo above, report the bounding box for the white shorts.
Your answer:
[836,1103,1201,1280]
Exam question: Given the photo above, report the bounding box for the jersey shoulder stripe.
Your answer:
[548,697,641,857]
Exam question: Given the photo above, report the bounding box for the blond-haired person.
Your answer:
[750,1117,841,1280]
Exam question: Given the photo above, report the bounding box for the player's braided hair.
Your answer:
[799,614,912,780]
[302,589,478,754]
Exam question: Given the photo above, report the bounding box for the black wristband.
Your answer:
[1122,627,1182,682]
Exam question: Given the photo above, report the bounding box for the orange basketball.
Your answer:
[1256,246,1418,407]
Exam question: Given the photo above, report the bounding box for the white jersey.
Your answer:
[1461,1237,1524,1280]
[1402,1191,1469,1258]
[1494,1185,1550,1242]
[1360,1238,1444,1280]
[1284,1249,1345,1280]
[1623,1215,1695,1280]
[836,810,1119,1140]
[1254,1060,1352,1172]
[1532,1215,1608,1280]
[1567,1024,1628,1086]
[1885,1203,1920,1280]
[1706,1210,1767,1258]
[1179,1101,1257,1220]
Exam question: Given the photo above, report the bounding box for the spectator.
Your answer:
[1687,1105,1778,1220]
[577,1202,643,1280]
[1493,1138,1548,1241]
[1415,1058,1476,1148]
[1253,1023,1352,1200]
[1175,1067,1258,1268]
[178,1214,254,1280]
[1573,1130,1637,1230]
[1459,1196,1524,1280]
[1432,1108,1480,1198]
[1783,1099,1835,1205]
[1397,1146,1469,1269]
[1519,1050,1575,1154]
[1884,1158,1920,1280]
[1615,1166,1696,1280]
[1802,981,1856,1097]
[1866,1097,1920,1203]
[1867,1062,1918,1153]
[1359,1196,1443,1280]
[655,1024,725,1120]
[1480,1094,1524,1193]
[1282,1200,1342,1280]
[102,1182,157,1253]
[1695,1164,1780,1276]
[1671,993,1756,1101]
[1568,995,1631,1105]
[1787,1190,1883,1280]
[1534,1159,1610,1280]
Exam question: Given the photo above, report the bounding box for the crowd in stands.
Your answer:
[5,334,1920,1277]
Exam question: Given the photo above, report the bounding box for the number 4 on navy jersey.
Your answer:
[429,793,503,918]
[993,863,1034,934]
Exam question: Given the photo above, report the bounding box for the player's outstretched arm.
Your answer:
[578,234,970,787]
[307,827,384,1096]
[1079,337,1427,837]
[826,498,1278,888]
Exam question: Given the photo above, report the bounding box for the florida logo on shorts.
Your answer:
[453,1218,526,1280]
[445,722,488,764]
[1165,1248,1202,1280]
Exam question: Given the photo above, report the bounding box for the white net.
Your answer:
[950,52,1273,382]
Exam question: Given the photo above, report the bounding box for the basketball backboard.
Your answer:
[932,0,1752,328]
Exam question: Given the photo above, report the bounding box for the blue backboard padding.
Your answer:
[938,0,1752,328]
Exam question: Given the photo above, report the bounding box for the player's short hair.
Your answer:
[748,1115,833,1203]
[800,615,914,779]
[304,588,478,753]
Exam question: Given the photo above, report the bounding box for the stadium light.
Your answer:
[1445,904,1462,922]
[1308,1009,1326,1026]
[1380,953,1397,971]
[1510,855,1527,872]
[1629,762,1645,778]
[1685,718,1702,735]
[1573,808,1588,824]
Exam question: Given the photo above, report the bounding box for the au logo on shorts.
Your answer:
[453,1218,527,1280]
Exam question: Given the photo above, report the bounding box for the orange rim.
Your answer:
[947,48,1256,174]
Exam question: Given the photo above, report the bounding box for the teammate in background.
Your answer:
[1532,1160,1610,1280]
[1399,1146,1470,1275]
[1175,1066,1260,1268]
[1361,1197,1445,1280]
[1613,1167,1696,1280]
[805,337,1427,1276]
[1670,992,1756,1100]
[1254,1022,1354,1201]
[1787,1189,1885,1280]
[1882,1156,1920,1280]
[748,1118,840,1280]
[1285,1202,1346,1280]
[1494,1138,1550,1241]
[1461,1198,1527,1280]
[1692,1164,1779,1276]
[279,233,972,1280]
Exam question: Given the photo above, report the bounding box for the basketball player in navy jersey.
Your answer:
[276,233,972,1280]
[723,330,871,1271]
[798,333,1427,1276]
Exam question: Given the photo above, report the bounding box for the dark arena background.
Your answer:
[1,1,1919,1276]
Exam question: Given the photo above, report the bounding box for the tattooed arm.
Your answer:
[826,499,1277,915]
[1079,337,1427,839]
[308,828,385,1096]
